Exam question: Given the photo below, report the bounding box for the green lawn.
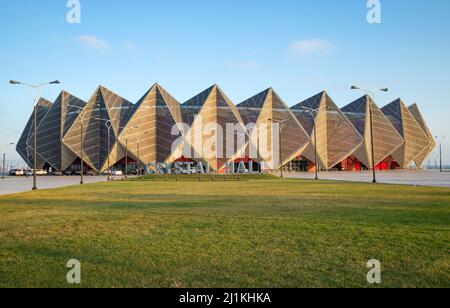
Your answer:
[0,176,449,288]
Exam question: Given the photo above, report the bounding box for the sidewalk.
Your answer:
[284,170,450,188]
[0,176,111,196]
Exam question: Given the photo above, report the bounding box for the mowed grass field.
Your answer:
[0,175,449,288]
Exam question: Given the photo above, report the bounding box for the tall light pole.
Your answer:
[1,143,14,179]
[435,136,446,172]
[136,131,149,176]
[10,80,61,190]
[119,125,139,179]
[297,106,327,180]
[234,130,248,173]
[96,118,113,181]
[351,86,389,184]
[68,105,86,184]
[268,118,289,178]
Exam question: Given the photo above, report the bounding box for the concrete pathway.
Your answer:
[284,170,450,188]
[0,176,113,196]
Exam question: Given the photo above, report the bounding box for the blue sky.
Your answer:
[0,0,449,164]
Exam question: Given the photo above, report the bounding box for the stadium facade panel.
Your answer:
[16,85,436,173]
[237,88,311,170]
[168,85,247,172]
[118,83,182,170]
[16,98,53,170]
[33,91,86,172]
[342,95,404,169]
[62,86,134,172]
[291,91,364,170]
[407,104,436,167]
[381,99,432,168]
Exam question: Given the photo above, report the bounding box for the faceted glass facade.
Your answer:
[17,85,435,173]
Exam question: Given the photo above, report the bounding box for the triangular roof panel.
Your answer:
[63,86,130,172]
[342,95,404,167]
[117,84,182,166]
[16,98,53,169]
[382,99,431,168]
[292,92,363,169]
[408,104,435,167]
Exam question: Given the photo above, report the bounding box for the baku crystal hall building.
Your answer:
[16,84,435,174]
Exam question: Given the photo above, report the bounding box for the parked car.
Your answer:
[112,170,123,176]
[26,169,48,176]
[9,169,24,176]
[35,169,48,176]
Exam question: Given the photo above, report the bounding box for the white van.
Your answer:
[9,169,25,176]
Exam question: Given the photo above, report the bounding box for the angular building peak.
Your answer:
[182,85,216,106]
[381,99,404,136]
[236,89,271,128]
[342,96,403,168]
[237,88,271,110]
[341,95,369,119]
[291,91,329,112]
[235,89,311,171]
[62,87,133,172]
[117,84,182,166]
[16,98,53,169]
[291,92,364,170]
[170,86,247,172]
[382,99,432,168]
[16,86,436,174]
[26,92,87,172]
[408,104,435,167]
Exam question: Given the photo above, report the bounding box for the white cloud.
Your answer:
[76,35,111,52]
[123,41,138,52]
[290,39,333,57]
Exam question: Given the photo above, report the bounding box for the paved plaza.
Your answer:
[285,170,450,188]
[0,170,449,196]
[0,176,112,196]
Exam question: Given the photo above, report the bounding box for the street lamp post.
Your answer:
[297,107,327,180]
[68,105,86,184]
[1,153,5,179]
[435,136,446,172]
[119,125,139,179]
[96,118,113,181]
[268,118,289,178]
[80,114,85,184]
[1,143,14,179]
[351,86,389,184]
[125,137,128,178]
[10,80,61,190]
[137,141,141,176]
[136,131,149,176]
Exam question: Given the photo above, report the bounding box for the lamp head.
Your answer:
[9,80,21,85]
